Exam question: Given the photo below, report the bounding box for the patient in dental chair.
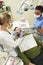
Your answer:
[12,27,29,40]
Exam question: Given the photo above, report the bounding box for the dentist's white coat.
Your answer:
[0,31,23,56]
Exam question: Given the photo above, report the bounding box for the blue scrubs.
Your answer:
[34,16,43,41]
[34,16,43,29]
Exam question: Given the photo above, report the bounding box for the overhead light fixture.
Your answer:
[16,0,34,15]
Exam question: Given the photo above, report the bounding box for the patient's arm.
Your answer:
[15,46,36,65]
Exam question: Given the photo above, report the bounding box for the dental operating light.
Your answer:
[16,0,34,15]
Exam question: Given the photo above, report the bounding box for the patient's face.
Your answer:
[16,28,21,33]
[15,27,21,36]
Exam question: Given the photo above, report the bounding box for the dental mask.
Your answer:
[34,14,40,18]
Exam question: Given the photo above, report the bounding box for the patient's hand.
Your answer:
[29,62,36,65]
[39,43,43,47]
[41,44,43,46]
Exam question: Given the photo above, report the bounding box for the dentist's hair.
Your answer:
[35,5,43,13]
[0,13,11,25]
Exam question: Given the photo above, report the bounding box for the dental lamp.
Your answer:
[16,0,34,15]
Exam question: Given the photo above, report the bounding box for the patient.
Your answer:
[12,27,30,40]
[12,27,24,40]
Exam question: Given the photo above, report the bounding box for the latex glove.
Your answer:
[29,26,35,30]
